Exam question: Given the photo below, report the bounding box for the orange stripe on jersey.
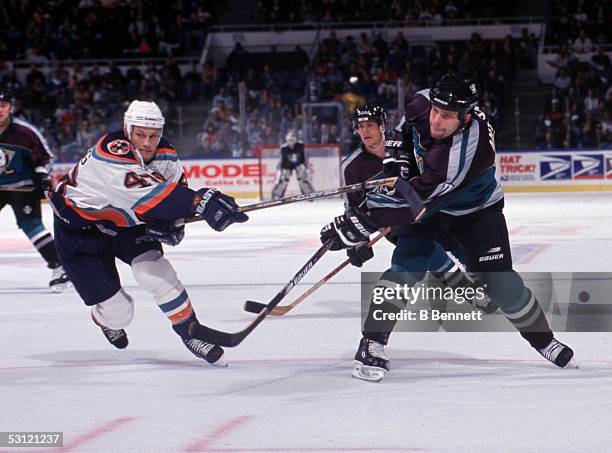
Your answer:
[64,197,132,227]
[169,303,193,324]
[133,182,178,217]
[156,147,177,155]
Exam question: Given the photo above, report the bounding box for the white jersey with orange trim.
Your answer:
[50,130,195,230]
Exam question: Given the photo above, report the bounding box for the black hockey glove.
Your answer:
[192,188,249,232]
[347,241,374,268]
[32,166,52,199]
[320,207,378,251]
[146,219,185,246]
[382,147,418,180]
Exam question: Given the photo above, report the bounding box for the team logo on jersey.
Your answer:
[573,154,603,179]
[540,155,571,180]
[107,139,131,156]
[0,147,14,174]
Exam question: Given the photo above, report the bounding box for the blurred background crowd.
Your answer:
[0,0,609,161]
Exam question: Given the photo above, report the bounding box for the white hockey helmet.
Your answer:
[124,100,165,138]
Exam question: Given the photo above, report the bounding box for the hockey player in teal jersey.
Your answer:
[0,90,69,291]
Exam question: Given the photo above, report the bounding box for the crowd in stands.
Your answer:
[537,46,611,148]
[0,0,218,61]
[547,0,611,48]
[197,29,528,156]
[0,0,223,162]
[536,0,612,148]
[1,58,202,161]
[253,0,525,25]
[1,0,609,161]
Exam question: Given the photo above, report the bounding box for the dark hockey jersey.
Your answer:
[279,142,306,169]
[0,117,53,189]
[342,133,414,211]
[396,89,503,217]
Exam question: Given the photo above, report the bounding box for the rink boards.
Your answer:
[50,148,612,198]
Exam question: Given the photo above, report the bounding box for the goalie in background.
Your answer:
[270,130,315,200]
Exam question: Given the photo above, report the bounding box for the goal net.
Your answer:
[256,144,342,200]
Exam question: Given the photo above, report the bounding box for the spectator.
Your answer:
[315,123,338,144]
[572,30,593,54]
[584,89,600,113]
[553,67,572,94]
[75,119,98,148]
[591,46,611,72]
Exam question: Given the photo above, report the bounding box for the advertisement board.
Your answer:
[50,150,612,199]
[497,149,612,192]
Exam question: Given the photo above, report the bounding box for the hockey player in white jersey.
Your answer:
[50,100,248,365]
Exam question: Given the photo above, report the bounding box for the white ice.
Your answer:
[1,192,611,452]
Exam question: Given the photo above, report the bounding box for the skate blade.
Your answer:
[210,355,228,368]
[50,282,69,293]
[565,358,579,369]
[352,362,386,382]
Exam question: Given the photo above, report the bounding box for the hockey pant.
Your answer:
[54,220,198,336]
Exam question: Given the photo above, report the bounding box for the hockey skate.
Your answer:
[352,337,389,382]
[536,338,576,368]
[49,265,70,293]
[92,314,128,349]
[182,338,227,367]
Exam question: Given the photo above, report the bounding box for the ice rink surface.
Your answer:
[1,192,611,452]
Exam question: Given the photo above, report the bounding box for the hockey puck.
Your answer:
[578,291,590,303]
[244,300,267,314]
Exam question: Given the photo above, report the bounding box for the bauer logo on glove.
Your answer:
[320,207,378,250]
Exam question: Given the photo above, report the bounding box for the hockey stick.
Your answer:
[0,185,36,192]
[243,227,391,316]
[185,177,399,224]
[188,239,335,347]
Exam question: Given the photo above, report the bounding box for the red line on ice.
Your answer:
[202,448,427,452]
[518,243,552,264]
[185,416,252,452]
[56,416,136,452]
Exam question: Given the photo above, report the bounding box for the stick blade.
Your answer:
[188,322,240,348]
[244,300,267,314]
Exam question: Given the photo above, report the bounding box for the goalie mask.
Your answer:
[286,130,298,147]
